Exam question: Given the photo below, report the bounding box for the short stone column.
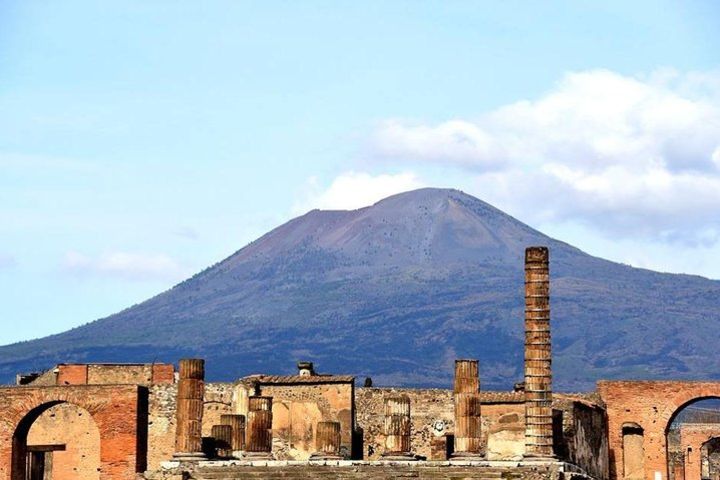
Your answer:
[220,414,246,458]
[211,424,233,458]
[452,359,483,458]
[245,396,274,459]
[310,421,342,460]
[524,246,555,458]
[174,358,206,460]
[382,395,415,460]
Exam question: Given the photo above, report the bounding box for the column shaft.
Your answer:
[174,358,206,459]
[524,246,554,458]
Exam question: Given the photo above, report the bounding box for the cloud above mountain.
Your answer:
[372,69,720,244]
[294,171,425,213]
[62,250,187,281]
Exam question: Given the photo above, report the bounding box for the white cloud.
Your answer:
[373,69,720,243]
[293,171,425,213]
[62,251,187,281]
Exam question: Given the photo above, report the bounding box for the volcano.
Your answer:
[2,188,719,390]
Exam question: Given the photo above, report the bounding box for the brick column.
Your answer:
[211,424,233,459]
[220,414,246,457]
[524,246,555,458]
[452,359,483,458]
[310,421,343,460]
[174,358,206,460]
[382,395,415,460]
[245,396,274,459]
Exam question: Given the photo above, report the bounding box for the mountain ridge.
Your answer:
[2,188,719,390]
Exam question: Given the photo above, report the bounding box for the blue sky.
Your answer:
[1,1,719,345]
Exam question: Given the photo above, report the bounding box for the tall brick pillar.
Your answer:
[220,414,246,457]
[245,396,274,459]
[452,359,483,458]
[174,358,206,461]
[524,246,555,458]
[382,395,415,460]
[310,421,343,460]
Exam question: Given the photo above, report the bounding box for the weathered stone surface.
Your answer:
[524,246,553,458]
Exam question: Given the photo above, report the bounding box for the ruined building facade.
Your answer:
[0,247,716,480]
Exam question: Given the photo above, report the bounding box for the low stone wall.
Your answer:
[355,387,526,460]
[144,460,595,480]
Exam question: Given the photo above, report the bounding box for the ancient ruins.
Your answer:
[2,246,718,480]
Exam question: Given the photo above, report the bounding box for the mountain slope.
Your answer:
[2,188,719,390]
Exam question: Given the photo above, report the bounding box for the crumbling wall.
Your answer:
[566,401,609,480]
[355,387,526,460]
[147,382,234,469]
[202,383,234,438]
[250,383,354,460]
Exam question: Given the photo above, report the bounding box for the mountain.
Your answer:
[2,188,719,390]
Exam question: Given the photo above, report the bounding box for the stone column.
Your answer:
[524,246,555,458]
[211,424,233,458]
[220,414,246,457]
[245,396,274,459]
[382,395,415,460]
[310,421,342,460]
[174,358,206,460]
[453,359,483,458]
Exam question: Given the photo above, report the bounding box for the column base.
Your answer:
[381,452,417,461]
[522,452,557,461]
[309,452,344,460]
[172,452,207,462]
[242,451,275,460]
[450,451,485,460]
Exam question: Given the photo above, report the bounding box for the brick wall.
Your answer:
[0,385,141,480]
[598,380,720,480]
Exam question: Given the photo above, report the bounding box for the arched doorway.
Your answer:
[12,401,101,480]
[666,398,720,480]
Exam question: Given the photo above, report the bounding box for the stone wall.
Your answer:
[566,401,609,480]
[37,363,175,387]
[145,461,593,480]
[250,382,354,460]
[355,387,527,460]
[147,382,235,469]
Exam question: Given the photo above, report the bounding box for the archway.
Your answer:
[12,401,101,480]
[666,398,720,480]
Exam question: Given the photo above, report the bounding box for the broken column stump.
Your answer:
[211,424,233,459]
[310,421,343,460]
[452,359,483,459]
[381,395,416,460]
[220,414,246,458]
[524,246,555,458]
[245,396,274,459]
[173,358,207,461]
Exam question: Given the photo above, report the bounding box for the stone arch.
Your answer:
[0,385,143,480]
[599,381,720,480]
[661,395,720,436]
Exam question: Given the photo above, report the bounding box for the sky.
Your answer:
[1,1,719,346]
